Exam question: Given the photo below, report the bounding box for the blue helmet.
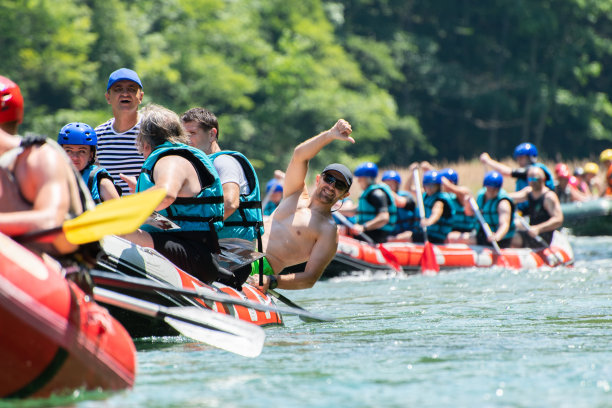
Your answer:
[422,170,442,186]
[381,170,401,184]
[513,142,538,159]
[354,162,378,178]
[440,168,458,185]
[265,179,283,193]
[483,170,503,188]
[58,122,97,146]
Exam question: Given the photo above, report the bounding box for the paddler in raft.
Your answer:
[348,162,397,244]
[246,119,354,291]
[509,165,564,248]
[0,75,92,257]
[57,122,122,204]
[120,104,226,284]
[181,107,264,289]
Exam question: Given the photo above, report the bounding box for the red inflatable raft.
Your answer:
[320,231,574,278]
[0,234,136,399]
[95,236,283,338]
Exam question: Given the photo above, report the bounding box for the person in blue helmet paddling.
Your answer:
[469,171,516,248]
[380,170,417,237]
[349,162,397,244]
[412,170,455,244]
[57,122,122,204]
[509,165,563,248]
[263,178,284,216]
[480,143,555,211]
[439,167,476,240]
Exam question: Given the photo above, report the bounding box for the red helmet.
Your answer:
[554,163,570,178]
[0,76,24,124]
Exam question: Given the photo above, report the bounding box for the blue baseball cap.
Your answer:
[106,68,143,91]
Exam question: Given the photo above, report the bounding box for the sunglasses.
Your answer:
[527,176,541,183]
[322,173,349,191]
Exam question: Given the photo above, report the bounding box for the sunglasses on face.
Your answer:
[527,176,541,183]
[322,173,349,191]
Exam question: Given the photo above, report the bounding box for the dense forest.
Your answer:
[2,0,612,179]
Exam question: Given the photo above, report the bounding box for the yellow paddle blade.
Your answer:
[62,188,167,244]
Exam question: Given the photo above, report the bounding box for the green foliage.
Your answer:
[3,0,612,179]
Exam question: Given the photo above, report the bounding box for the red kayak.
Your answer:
[0,234,136,399]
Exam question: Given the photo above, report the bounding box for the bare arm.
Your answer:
[221,182,240,220]
[99,177,121,202]
[492,199,512,241]
[152,156,195,210]
[531,192,564,234]
[283,119,354,197]
[0,146,72,236]
[422,201,444,227]
[508,186,532,203]
[480,153,513,176]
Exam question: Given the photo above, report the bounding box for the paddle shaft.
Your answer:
[89,269,332,322]
[468,197,504,256]
[412,168,428,241]
[515,216,566,265]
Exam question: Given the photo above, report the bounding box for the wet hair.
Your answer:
[138,104,190,148]
[181,107,219,140]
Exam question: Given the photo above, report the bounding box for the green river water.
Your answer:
[4,235,612,408]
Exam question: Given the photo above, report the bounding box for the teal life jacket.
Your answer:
[476,187,516,240]
[394,190,417,234]
[209,151,264,242]
[420,191,455,241]
[136,142,224,233]
[81,164,121,204]
[356,183,398,233]
[448,193,476,232]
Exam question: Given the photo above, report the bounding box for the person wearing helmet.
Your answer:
[262,178,284,216]
[95,68,145,195]
[381,170,417,236]
[439,167,476,237]
[583,162,601,196]
[509,166,564,248]
[599,149,612,197]
[0,76,92,256]
[58,122,121,204]
[470,171,515,248]
[245,119,354,291]
[413,170,455,244]
[479,143,555,211]
[350,162,398,244]
[553,163,587,203]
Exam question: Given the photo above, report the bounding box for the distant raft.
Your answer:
[315,231,574,278]
[0,233,136,399]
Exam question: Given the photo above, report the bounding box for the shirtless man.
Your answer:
[0,76,86,256]
[246,119,354,291]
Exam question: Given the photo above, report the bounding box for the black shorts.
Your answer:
[412,231,446,245]
[149,230,221,283]
[517,230,553,249]
[476,231,513,248]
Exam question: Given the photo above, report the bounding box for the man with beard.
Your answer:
[509,166,564,248]
[247,119,354,291]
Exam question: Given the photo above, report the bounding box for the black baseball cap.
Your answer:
[322,163,353,188]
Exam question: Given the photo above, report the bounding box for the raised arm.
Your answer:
[283,119,354,197]
[480,153,513,176]
[508,185,532,203]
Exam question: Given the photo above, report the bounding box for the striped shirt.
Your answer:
[95,117,144,195]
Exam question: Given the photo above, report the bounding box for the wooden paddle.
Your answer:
[89,269,334,322]
[93,287,265,358]
[467,197,510,267]
[515,216,567,265]
[14,188,167,245]
[412,168,440,274]
[333,212,402,273]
